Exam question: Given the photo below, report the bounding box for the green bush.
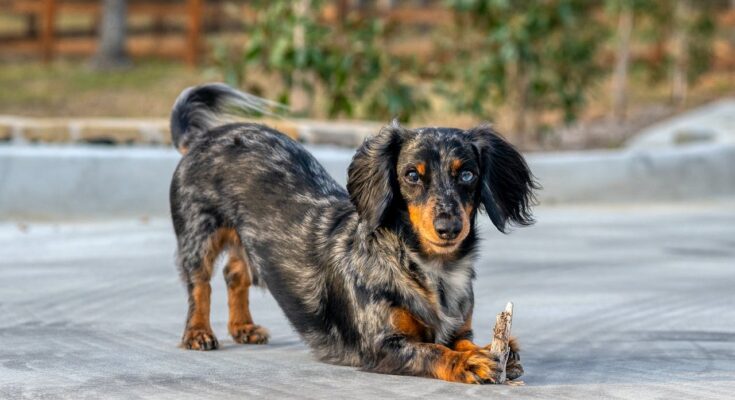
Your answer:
[210,0,722,128]
[214,0,428,122]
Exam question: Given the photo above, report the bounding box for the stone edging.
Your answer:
[1,143,733,220]
[0,115,379,147]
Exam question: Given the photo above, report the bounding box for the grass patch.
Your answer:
[0,58,732,151]
[0,60,203,117]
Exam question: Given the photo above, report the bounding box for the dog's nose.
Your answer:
[433,216,462,240]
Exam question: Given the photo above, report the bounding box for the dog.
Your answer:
[169,83,537,384]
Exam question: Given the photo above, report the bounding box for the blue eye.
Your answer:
[405,170,420,183]
[459,170,475,183]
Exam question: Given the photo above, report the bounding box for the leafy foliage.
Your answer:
[210,0,724,129]
[219,0,428,122]
[444,0,606,124]
[629,0,716,86]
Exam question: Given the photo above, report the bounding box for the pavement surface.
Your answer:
[1,203,735,399]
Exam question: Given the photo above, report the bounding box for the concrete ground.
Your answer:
[1,202,734,399]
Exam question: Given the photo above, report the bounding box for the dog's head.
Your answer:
[347,122,538,257]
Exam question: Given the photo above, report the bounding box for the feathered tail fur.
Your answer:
[170,83,285,153]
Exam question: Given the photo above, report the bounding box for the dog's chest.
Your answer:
[408,254,474,343]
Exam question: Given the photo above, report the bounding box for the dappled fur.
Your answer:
[169,84,536,384]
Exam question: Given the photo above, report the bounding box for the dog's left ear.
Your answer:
[467,125,539,233]
[347,124,404,232]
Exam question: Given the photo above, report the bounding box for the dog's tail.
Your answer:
[170,83,286,153]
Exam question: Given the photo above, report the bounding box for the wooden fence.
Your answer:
[0,0,451,65]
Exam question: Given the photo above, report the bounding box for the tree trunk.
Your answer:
[671,0,690,109]
[611,6,633,122]
[507,59,529,147]
[377,0,395,12]
[336,0,349,22]
[290,0,310,115]
[90,0,130,70]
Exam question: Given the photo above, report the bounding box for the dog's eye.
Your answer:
[405,170,420,184]
[459,170,475,183]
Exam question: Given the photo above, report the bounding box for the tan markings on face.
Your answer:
[408,197,472,256]
[450,159,463,174]
[457,203,473,244]
[416,162,426,176]
[408,197,440,246]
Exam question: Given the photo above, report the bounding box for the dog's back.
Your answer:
[169,83,350,253]
[169,84,357,354]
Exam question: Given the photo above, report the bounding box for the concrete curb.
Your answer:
[0,116,172,145]
[1,143,733,220]
[627,97,735,149]
[0,115,376,147]
[531,144,735,204]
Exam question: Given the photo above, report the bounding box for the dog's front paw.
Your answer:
[505,337,524,381]
[230,323,269,344]
[438,349,504,384]
[182,327,219,350]
[480,336,524,381]
[465,349,505,384]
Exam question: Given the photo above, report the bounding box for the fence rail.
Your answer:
[0,0,454,64]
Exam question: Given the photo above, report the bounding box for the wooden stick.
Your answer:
[489,302,514,384]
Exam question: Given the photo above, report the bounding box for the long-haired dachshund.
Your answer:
[169,83,537,384]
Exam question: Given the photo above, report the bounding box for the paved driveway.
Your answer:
[1,203,734,399]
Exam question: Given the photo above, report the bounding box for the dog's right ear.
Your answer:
[347,124,403,232]
[467,125,538,233]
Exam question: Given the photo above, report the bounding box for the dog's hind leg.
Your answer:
[178,226,233,351]
[223,236,269,344]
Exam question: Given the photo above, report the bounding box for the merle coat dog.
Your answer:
[169,83,537,384]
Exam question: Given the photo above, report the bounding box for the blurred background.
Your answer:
[1,0,734,150]
[1,2,735,399]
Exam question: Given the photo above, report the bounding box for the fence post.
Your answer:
[41,0,57,63]
[187,0,204,66]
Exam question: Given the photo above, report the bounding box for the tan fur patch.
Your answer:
[195,227,241,282]
[456,203,472,246]
[188,281,212,330]
[453,339,480,352]
[226,257,254,337]
[218,230,269,344]
[452,314,480,352]
[391,308,429,341]
[433,346,499,384]
[184,228,244,349]
[408,199,443,254]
